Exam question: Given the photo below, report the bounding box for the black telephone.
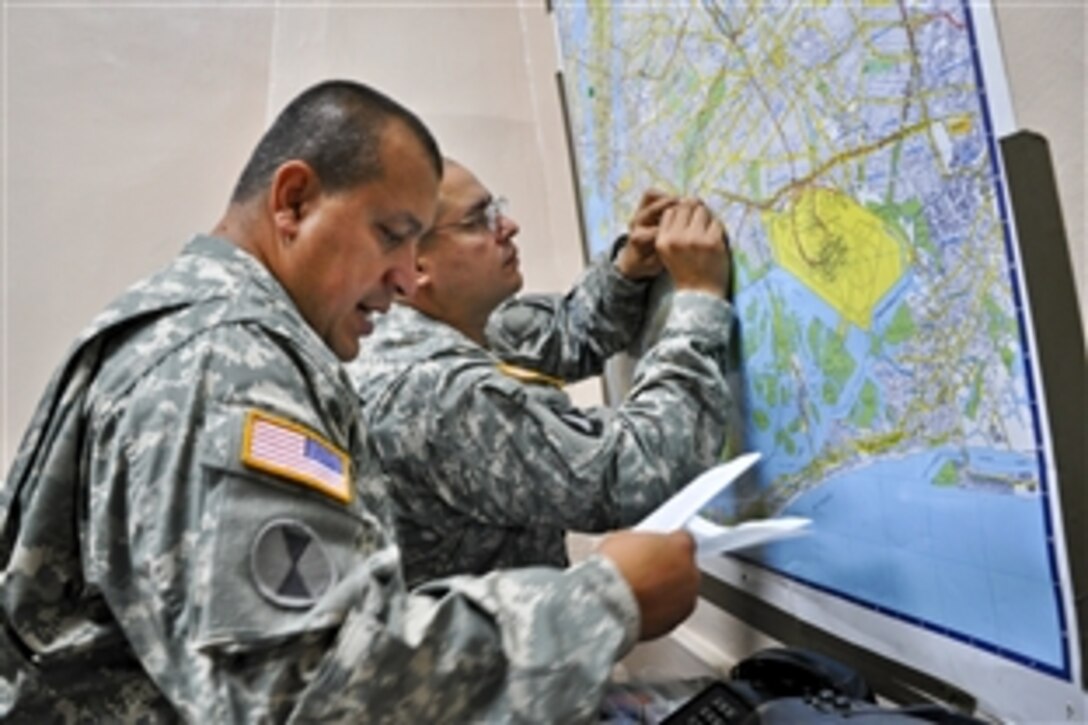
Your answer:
[730,646,875,702]
[662,647,873,724]
[662,648,987,725]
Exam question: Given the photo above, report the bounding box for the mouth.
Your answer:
[354,299,382,332]
[354,305,374,336]
[357,292,394,314]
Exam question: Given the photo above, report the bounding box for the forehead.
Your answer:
[376,124,439,188]
[347,124,439,220]
[438,163,490,220]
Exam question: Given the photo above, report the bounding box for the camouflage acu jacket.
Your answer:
[0,235,638,723]
[351,254,734,587]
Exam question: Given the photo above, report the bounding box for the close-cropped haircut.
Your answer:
[230,79,442,203]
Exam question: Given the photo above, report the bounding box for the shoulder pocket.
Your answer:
[192,408,396,653]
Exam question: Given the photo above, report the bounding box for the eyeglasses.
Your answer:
[432,196,508,237]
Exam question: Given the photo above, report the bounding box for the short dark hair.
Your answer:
[230,79,442,203]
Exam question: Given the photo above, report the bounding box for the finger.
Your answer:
[689,203,711,231]
[634,195,679,226]
[709,219,728,249]
[660,205,677,228]
[666,199,696,229]
[639,188,668,207]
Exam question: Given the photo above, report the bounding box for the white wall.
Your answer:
[2,5,276,466]
[998,1,1085,283]
[0,2,591,469]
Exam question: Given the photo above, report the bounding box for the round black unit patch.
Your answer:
[250,518,335,609]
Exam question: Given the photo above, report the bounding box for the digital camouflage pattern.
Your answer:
[0,236,639,723]
[350,254,733,587]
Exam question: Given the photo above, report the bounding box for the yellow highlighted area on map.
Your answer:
[947,114,973,136]
[765,188,904,329]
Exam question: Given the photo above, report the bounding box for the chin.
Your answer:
[331,339,359,362]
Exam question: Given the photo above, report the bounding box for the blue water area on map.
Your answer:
[741,450,1063,669]
[734,268,880,475]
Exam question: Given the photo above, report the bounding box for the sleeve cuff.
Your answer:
[600,235,653,296]
[574,555,641,657]
[608,233,629,262]
[663,290,735,337]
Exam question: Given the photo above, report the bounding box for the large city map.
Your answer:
[554,1,1070,677]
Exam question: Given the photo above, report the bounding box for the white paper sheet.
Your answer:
[686,515,811,557]
[634,452,811,556]
[635,452,761,533]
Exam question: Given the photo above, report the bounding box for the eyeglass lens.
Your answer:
[485,197,507,234]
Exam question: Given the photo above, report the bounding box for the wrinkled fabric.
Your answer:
[0,235,639,723]
[351,255,734,587]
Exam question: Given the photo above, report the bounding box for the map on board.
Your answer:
[554,0,1070,678]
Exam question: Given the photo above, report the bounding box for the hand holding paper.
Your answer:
[634,452,811,556]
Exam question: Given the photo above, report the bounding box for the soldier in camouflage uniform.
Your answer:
[350,159,733,587]
[0,80,701,722]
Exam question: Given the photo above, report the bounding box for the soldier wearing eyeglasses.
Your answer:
[349,158,734,588]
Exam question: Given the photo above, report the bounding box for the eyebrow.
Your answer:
[461,195,492,220]
[382,212,424,237]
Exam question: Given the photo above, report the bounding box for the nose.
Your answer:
[386,241,419,298]
[499,213,519,240]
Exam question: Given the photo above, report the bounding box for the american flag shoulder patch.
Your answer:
[241,410,352,504]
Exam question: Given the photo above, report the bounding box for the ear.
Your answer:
[413,247,436,292]
[268,160,318,241]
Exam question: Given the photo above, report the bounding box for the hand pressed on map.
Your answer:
[656,198,732,299]
[615,188,678,280]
